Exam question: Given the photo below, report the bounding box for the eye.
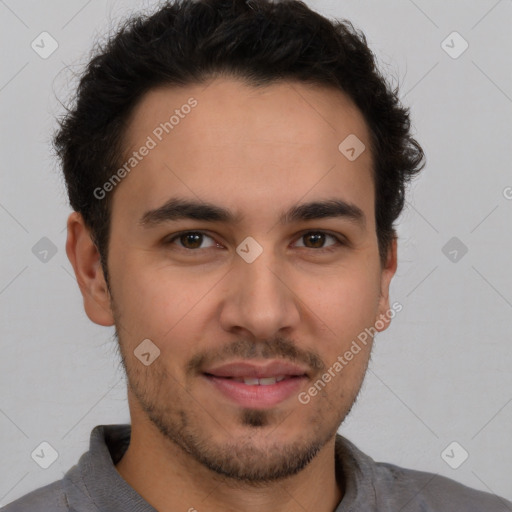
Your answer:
[164,230,345,253]
[165,231,219,250]
[294,231,344,251]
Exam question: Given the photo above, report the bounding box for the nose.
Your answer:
[218,248,301,340]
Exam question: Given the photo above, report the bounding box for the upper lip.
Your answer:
[203,360,309,379]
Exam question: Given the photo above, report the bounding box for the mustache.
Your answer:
[186,335,326,375]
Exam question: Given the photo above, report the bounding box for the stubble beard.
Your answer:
[120,352,360,484]
[112,317,365,484]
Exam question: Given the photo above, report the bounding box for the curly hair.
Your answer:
[54,0,425,284]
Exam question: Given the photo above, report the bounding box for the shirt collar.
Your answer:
[65,424,156,512]
[65,424,376,511]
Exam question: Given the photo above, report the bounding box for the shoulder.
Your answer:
[335,435,512,511]
[1,479,69,512]
[372,459,512,511]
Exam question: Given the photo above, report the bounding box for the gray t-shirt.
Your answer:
[2,424,511,511]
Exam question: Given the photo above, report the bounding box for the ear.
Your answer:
[65,211,115,326]
[374,236,398,333]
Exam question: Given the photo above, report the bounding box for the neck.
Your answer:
[115,418,343,512]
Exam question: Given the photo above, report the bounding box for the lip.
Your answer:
[203,360,310,379]
[202,360,310,409]
[204,374,307,409]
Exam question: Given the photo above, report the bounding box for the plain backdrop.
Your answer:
[1,0,511,506]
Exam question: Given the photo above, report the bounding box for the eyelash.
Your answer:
[163,230,346,253]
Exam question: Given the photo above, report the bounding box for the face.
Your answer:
[73,77,396,482]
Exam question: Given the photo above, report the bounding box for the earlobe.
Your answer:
[65,212,115,326]
[375,237,398,332]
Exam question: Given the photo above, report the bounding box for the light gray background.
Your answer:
[1,0,511,506]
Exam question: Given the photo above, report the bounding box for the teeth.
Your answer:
[258,377,277,385]
[233,376,287,386]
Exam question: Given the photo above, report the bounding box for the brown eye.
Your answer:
[303,232,326,248]
[180,232,203,249]
[166,231,218,250]
[295,231,341,250]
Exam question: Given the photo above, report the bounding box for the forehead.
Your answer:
[112,77,375,229]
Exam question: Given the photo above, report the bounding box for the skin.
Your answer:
[66,77,397,512]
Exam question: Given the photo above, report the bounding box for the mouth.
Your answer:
[201,360,309,409]
[220,375,289,385]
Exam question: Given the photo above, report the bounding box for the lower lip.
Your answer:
[204,375,307,409]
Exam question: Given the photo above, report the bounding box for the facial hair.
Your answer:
[113,326,368,483]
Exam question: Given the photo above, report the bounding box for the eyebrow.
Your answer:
[138,197,366,229]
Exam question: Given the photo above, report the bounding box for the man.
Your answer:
[3,0,510,510]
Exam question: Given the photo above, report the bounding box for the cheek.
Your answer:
[111,245,381,358]
[111,259,221,347]
[293,264,381,334]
